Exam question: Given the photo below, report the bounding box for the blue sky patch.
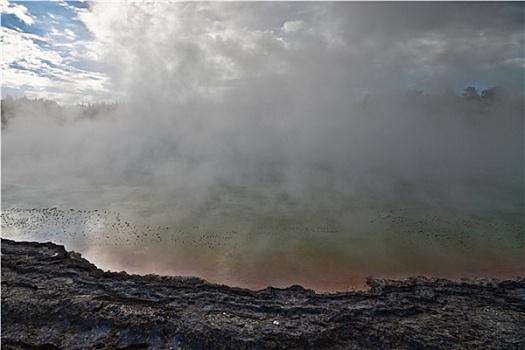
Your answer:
[2,0,110,103]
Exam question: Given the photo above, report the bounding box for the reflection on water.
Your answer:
[2,183,523,292]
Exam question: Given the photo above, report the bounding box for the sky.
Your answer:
[2,1,524,104]
[1,1,524,291]
[1,0,114,103]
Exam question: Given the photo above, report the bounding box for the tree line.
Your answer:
[1,96,120,129]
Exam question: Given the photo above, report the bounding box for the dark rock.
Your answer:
[2,238,524,349]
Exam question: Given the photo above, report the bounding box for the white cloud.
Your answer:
[76,2,523,103]
[4,2,522,103]
[282,20,304,33]
[48,26,76,40]
[63,28,75,39]
[0,0,35,25]
[2,25,113,104]
[2,27,62,72]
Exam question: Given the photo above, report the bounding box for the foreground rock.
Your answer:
[2,238,524,349]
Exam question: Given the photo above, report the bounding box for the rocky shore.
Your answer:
[2,238,524,349]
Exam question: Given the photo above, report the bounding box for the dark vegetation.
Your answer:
[1,86,515,130]
[1,96,120,129]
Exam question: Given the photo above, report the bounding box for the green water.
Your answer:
[2,182,523,292]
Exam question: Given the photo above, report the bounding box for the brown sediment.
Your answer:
[81,236,523,294]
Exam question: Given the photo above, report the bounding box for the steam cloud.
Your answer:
[2,2,523,291]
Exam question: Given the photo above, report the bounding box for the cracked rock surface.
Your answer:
[2,238,524,349]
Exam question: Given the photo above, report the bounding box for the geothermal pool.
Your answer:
[2,183,523,293]
[2,0,524,294]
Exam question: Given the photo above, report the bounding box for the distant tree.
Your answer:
[461,86,480,100]
[76,101,119,120]
[480,87,497,101]
[1,96,16,129]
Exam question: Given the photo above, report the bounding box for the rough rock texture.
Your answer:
[2,238,524,349]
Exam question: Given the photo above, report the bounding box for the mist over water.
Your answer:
[3,89,523,291]
[2,2,524,291]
